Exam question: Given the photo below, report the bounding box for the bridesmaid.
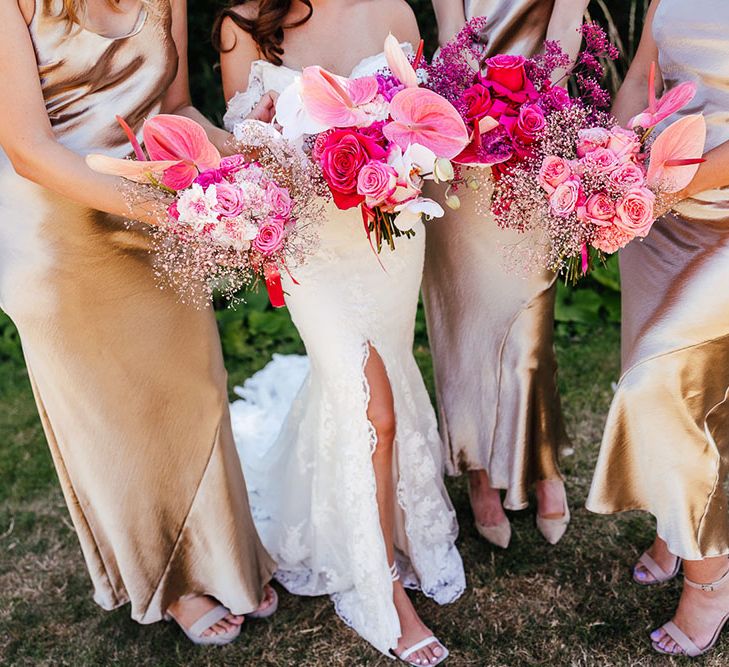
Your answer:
[0,0,278,644]
[424,0,588,548]
[587,0,729,657]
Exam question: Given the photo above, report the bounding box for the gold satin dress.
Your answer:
[422,0,569,510]
[587,0,729,560]
[0,0,275,622]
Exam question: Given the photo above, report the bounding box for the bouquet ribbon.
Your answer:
[264,264,286,309]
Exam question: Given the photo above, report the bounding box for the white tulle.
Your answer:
[226,50,465,657]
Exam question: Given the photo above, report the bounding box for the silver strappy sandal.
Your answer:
[652,567,729,657]
[633,551,682,586]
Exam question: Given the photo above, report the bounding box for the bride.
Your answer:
[214,0,465,663]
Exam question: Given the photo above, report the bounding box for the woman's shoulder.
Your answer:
[372,0,419,42]
[218,2,259,51]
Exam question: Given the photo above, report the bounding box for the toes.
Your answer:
[431,643,444,658]
[225,613,245,626]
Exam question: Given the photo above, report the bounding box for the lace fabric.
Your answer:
[227,47,465,656]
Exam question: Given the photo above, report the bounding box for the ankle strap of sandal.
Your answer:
[685,564,729,592]
[390,562,400,582]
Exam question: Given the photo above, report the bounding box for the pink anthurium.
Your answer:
[647,114,706,193]
[300,66,381,127]
[384,33,419,88]
[629,62,697,129]
[86,115,222,191]
[383,88,469,160]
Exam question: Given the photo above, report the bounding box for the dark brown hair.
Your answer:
[212,0,313,66]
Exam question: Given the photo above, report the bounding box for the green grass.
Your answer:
[1,307,726,666]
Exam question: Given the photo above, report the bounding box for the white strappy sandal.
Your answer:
[652,567,729,657]
[165,601,242,646]
[389,563,450,666]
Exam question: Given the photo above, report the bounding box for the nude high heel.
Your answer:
[633,551,682,586]
[389,563,450,666]
[164,597,242,646]
[468,485,511,549]
[247,584,279,619]
[652,567,729,657]
[536,485,570,545]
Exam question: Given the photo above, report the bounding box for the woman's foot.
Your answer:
[633,536,681,585]
[468,470,511,548]
[248,584,279,619]
[650,558,729,656]
[166,595,244,642]
[392,581,447,665]
[535,479,570,545]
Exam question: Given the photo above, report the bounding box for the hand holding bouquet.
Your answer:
[87,115,320,306]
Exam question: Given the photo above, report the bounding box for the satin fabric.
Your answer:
[0,0,275,622]
[422,0,567,510]
[587,0,729,560]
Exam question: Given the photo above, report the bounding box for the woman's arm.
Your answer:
[547,0,589,64]
[611,0,662,126]
[675,143,729,200]
[0,0,161,222]
[431,0,466,47]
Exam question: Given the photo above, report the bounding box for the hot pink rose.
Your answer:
[539,156,572,193]
[168,200,180,221]
[607,126,641,156]
[614,187,656,236]
[214,182,246,218]
[194,168,224,188]
[356,161,397,207]
[265,182,293,219]
[580,147,620,175]
[577,192,616,226]
[576,128,611,157]
[543,85,571,111]
[463,83,493,121]
[318,128,388,209]
[253,218,287,256]
[515,105,546,144]
[609,162,646,190]
[485,54,528,92]
[549,178,583,217]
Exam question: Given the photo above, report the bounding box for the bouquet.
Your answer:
[493,62,706,279]
[87,115,320,306]
[274,35,470,252]
[425,20,706,279]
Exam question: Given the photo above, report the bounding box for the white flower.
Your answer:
[394,197,445,231]
[176,183,219,231]
[433,158,455,183]
[275,76,330,142]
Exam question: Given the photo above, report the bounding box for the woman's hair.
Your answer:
[52,0,122,25]
[212,1,314,66]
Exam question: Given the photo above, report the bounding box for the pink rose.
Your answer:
[253,218,287,256]
[543,85,571,111]
[549,178,583,217]
[462,83,493,121]
[607,126,641,156]
[539,156,572,193]
[576,128,611,157]
[485,54,528,92]
[356,161,397,207]
[214,182,246,218]
[593,224,636,254]
[515,105,546,144]
[614,187,656,236]
[577,192,616,226]
[318,128,388,209]
[219,155,248,178]
[580,147,620,175]
[609,162,646,190]
[265,182,293,219]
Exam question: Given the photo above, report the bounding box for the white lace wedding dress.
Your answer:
[225,50,465,656]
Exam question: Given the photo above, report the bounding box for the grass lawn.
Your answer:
[0,306,723,666]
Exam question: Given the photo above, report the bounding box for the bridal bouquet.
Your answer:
[275,36,470,252]
[492,63,706,279]
[87,115,320,306]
